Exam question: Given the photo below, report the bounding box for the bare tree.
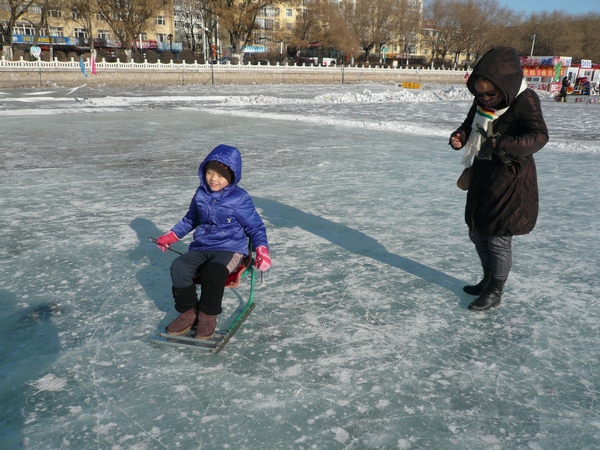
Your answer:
[323,3,357,55]
[95,0,167,61]
[290,0,328,48]
[396,0,422,65]
[576,13,600,63]
[505,10,600,63]
[64,0,98,53]
[447,0,478,68]
[424,0,516,68]
[468,0,517,59]
[216,0,277,60]
[344,0,400,62]
[422,0,455,66]
[0,0,37,58]
[290,0,356,55]
[174,0,207,53]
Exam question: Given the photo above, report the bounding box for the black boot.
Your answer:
[463,268,490,295]
[468,277,504,311]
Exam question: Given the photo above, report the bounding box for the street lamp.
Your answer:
[167,34,173,52]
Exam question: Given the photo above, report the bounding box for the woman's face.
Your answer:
[474,78,503,108]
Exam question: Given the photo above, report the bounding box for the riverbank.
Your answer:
[0,58,467,88]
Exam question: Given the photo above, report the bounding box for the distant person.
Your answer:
[559,76,570,102]
[155,144,271,338]
[449,46,549,311]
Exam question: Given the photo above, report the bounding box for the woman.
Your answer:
[449,46,549,311]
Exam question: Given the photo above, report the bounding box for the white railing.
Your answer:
[0,55,467,74]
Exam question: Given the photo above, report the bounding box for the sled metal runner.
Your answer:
[153,301,255,354]
[151,241,257,354]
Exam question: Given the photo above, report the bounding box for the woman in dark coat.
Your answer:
[449,46,549,311]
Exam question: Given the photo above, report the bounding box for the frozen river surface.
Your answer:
[0,83,599,449]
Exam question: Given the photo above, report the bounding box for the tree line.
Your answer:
[291,0,600,64]
[423,0,600,66]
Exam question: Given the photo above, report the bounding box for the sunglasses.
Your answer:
[475,89,499,98]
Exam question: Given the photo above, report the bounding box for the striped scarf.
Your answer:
[460,105,508,167]
[461,79,527,167]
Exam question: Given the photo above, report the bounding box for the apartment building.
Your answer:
[0,1,174,60]
[2,0,430,65]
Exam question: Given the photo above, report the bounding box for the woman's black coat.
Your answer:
[453,46,549,236]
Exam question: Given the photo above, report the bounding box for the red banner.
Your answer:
[523,67,556,77]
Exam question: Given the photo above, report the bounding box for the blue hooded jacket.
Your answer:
[170,144,268,255]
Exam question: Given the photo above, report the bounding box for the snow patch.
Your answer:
[34,373,67,392]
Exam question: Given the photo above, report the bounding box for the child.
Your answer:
[155,144,270,338]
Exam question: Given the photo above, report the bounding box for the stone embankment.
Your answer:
[0,58,467,88]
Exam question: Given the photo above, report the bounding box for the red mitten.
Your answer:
[254,246,271,271]
[156,231,178,252]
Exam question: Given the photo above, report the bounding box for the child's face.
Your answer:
[205,168,230,192]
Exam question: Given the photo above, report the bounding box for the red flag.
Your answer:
[91,55,97,75]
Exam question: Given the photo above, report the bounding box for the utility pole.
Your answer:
[530,34,536,56]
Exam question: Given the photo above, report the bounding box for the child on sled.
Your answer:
[155,144,270,339]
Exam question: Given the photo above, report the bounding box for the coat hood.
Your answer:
[198,144,242,189]
[467,46,524,108]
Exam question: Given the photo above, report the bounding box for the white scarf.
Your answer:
[461,79,527,167]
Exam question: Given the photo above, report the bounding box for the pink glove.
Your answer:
[156,231,178,252]
[254,246,271,271]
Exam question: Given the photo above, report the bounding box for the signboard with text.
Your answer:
[12,35,76,46]
[243,46,267,53]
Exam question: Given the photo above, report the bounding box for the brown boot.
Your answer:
[194,311,217,340]
[165,308,196,335]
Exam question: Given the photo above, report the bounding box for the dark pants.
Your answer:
[559,88,567,102]
[170,250,243,315]
[469,230,512,282]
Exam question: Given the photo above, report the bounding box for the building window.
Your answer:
[286,9,293,17]
[74,28,88,40]
[72,11,81,20]
[98,30,111,40]
[262,6,276,17]
[49,27,64,37]
[157,33,167,43]
[48,10,62,18]
[157,15,165,25]
[13,24,36,35]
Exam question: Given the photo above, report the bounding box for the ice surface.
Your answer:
[0,82,599,449]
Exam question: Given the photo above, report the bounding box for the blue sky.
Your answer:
[497,0,600,15]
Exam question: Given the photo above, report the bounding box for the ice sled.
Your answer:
[151,244,256,354]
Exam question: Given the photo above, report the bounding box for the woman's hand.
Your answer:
[450,133,464,149]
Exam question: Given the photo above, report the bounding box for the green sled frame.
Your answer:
[151,247,256,354]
